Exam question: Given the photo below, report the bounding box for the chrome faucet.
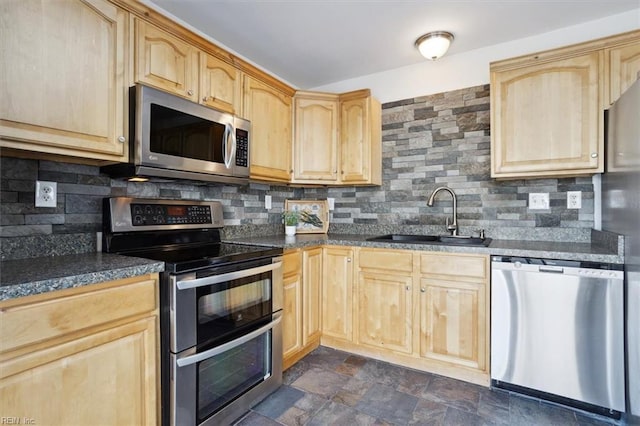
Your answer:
[427,186,458,236]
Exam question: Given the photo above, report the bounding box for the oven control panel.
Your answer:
[130,203,212,226]
[105,198,224,232]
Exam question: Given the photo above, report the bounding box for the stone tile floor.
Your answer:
[234,346,620,426]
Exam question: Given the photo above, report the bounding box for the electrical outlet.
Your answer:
[567,191,582,209]
[327,198,335,211]
[529,193,549,210]
[35,180,57,208]
[265,195,272,209]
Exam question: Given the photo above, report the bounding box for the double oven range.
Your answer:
[103,197,283,426]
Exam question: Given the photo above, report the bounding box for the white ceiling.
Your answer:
[145,0,639,89]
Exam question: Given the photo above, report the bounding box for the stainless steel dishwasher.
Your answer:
[491,256,625,417]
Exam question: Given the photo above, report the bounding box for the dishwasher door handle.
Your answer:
[538,266,564,274]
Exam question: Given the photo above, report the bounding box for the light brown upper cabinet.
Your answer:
[605,41,640,107]
[340,90,382,185]
[491,51,603,178]
[0,0,128,162]
[243,75,293,183]
[292,92,340,182]
[200,53,242,115]
[135,19,200,102]
[291,89,382,186]
[491,30,640,179]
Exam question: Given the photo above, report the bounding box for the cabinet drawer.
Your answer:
[283,250,302,277]
[0,276,158,354]
[420,253,488,280]
[359,248,413,273]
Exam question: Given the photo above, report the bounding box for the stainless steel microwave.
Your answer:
[102,84,250,184]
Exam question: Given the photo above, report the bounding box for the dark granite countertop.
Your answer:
[224,233,623,264]
[0,230,621,302]
[0,253,165,302]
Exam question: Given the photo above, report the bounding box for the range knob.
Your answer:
[133,215,144,225]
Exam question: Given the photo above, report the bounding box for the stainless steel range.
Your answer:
[103,197,283,426]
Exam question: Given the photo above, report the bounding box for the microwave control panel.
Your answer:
[236,129,248,167]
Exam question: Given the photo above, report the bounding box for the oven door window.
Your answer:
[198,328,272,423]
[196,270,272,345]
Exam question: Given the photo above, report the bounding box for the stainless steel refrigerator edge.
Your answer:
[602,78,640,423]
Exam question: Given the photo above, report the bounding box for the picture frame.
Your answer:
[284,200,329,234]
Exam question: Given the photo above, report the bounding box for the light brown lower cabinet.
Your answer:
[0,274,160,425]
[419,252,489,373]
[318,246,490,386]
[282,247,322,370]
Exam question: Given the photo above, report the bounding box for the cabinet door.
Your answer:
[340,92,382,185]
[302,247,322,346]
[282,273,303,361]
[200,53,242,114]
[322,247,353,341]
[606,42,640,106]
[0,317,158,425]
[0,0,127,161]
[420,279,486,371]
[135,19,199,102]
[491,51,603,178]
[357,272,413,354]
[243,76,292,182]
[292,94,339,182]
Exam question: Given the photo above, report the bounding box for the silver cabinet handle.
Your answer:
[187,89,194,96]
[176,314,282,367]
[117,136,125,143]
[175,262,281,290]
[406,285,410,291]
[421,288,426,293]
[347,258,352,262]
[591,152,598,158]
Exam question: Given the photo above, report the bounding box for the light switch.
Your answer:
[265,195,272,209]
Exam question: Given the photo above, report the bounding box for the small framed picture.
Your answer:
[284,200,329,234]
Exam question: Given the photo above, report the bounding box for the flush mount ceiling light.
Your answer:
[415,31,455,60]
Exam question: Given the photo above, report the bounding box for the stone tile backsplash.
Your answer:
[0,84,595,259]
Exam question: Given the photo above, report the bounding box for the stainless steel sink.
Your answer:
[366,234,491,247]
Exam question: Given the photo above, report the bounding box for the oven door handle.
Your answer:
[176,261,282,290]
[176,314,282,367]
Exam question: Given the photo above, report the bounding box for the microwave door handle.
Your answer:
[222,123,231,168]
[222,123,236,169]
[229,124,237,168]
[175,261,282,290]
[176,314,282,367]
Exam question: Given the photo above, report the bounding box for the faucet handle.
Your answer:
[477,229,485,239]
[445,217,457,234]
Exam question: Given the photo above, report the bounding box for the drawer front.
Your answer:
[283,250,302,277]
[420,253,488,280]
[0,276,158,354]
[358,248,413,273]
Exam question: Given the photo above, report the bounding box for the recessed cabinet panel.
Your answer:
[340,91,382,185]
[302,247,323,346]
[357,272,413,354]
[201,54,242,114]
[322,247,353,341]
[243,76,292,182]
[135,19,199,102]
[606,42,640,106]
[420,279,485,369]
[293,95,339,181]
[491,52,602,177]
[0,0,127,161]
